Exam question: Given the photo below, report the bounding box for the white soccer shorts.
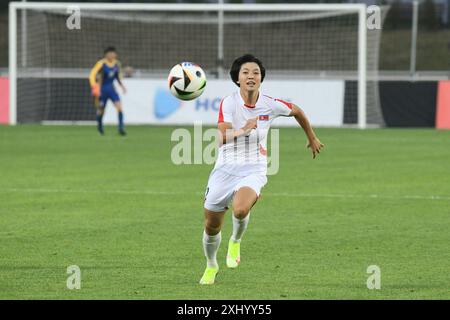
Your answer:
[203,169,267,212]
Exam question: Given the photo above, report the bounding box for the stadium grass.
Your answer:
[0,125,449,300]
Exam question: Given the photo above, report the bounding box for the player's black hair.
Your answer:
[229,54,265,87]
[104,46,117,55]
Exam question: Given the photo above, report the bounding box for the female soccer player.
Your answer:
[89,46,127,135]
[200,54,324,285]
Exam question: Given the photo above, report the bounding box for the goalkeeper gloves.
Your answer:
[91,84,100,97]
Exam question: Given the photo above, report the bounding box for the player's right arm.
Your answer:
[218,119,257,145]
[89,59,104,97]
[217,97,257,144]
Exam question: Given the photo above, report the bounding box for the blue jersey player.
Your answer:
[89,46,127,135]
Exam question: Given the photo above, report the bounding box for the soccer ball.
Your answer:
[168,62,207,101]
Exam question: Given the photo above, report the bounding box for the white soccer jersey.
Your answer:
[214,90,293,177]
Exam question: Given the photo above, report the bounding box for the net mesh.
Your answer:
[13,6,389,125]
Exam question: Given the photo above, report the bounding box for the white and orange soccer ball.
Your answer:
[168,62,207,101]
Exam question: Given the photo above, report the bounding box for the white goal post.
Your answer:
[9,2,372,128]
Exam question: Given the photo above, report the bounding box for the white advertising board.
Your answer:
[103,79,344,127]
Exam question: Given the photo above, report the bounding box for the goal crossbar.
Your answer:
[10,2,366,12]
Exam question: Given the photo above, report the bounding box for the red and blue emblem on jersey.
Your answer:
[259,115,269,121]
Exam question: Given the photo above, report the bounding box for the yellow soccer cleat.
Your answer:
[226,239,241,269]
[199,267,219,285]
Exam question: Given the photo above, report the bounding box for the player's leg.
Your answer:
[96,96,106,135]
[199,208,225,285]
[200,170,235,284]
[112,96,125,135]
[226,187,257,268]
[227,175,267,268]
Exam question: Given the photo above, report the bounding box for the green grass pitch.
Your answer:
[0,125,449,299]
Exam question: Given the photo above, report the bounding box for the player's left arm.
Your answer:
[89,60,103,97]
[289,104,324,159]
[116,61,127,94]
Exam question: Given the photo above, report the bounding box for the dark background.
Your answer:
[1,0,450,71]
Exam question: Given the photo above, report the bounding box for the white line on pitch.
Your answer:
[1,188,449,201]
[269,192,450,201]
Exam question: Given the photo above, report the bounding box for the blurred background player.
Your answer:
[89,46,127,135]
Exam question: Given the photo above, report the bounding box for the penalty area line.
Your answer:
[269,192,450,201]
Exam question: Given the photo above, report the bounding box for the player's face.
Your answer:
[105,51,117,62]
[238,62,261,93]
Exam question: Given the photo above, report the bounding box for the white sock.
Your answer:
[203,231,221,269]
[231,213,250,243]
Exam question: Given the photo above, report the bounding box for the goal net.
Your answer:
[9,3,389,128]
